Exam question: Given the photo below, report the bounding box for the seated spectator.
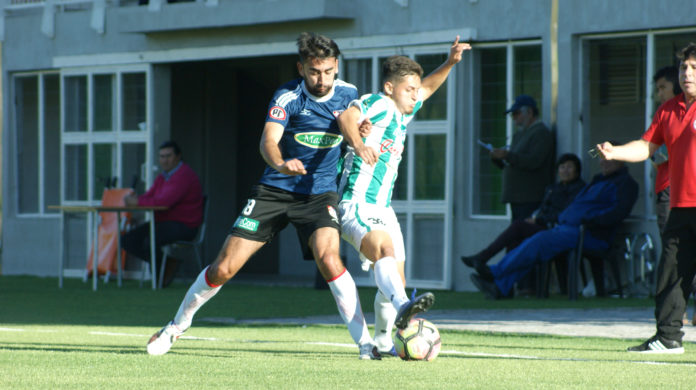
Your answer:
[461,153,585,270]
[121,140,204,287]
[470,156,638,299]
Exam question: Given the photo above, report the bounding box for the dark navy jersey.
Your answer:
[259,78,358,195]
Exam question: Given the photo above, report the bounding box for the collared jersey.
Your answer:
[642,93,696,207]
[338,92,423,207]
[259,78,358,195]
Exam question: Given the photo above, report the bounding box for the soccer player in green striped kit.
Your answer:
[337,36,470,355]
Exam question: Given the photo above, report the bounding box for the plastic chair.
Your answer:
[86,188,135,284]
[157,195,209,288]
[567,224,625,300]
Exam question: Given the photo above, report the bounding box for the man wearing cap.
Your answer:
[488,95,554,296]
[490,94,555,221]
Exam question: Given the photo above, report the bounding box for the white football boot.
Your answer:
[358,342,382,360]
[146,321,185,356]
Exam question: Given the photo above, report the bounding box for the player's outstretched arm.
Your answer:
[338,106,378,166]
[260,121,307,175]
[596,139,656,162]
[420,35,472,101]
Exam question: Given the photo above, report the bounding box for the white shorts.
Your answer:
[338,200,406,271]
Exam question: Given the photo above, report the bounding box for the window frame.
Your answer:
[467,39,543,219]
[12,71,61,218]
[59,64,153,207]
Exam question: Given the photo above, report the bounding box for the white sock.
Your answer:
[173,266,222,331]
[373,290,396,351]
[327,269,372,346]
[373,256,409,311]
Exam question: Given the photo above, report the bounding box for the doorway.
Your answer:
[169,55,297,275]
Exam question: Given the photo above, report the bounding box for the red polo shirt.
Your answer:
[642,93,696,208]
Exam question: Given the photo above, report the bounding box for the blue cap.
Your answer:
[505,94,537,114]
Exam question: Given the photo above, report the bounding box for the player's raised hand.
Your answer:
[448,35,472,65]
[355,144,379,166]
[278,158,307,175]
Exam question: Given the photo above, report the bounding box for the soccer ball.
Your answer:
[393,318,441,361]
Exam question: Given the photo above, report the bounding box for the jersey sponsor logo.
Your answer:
[366,217,386,226]
[234,216,260,232]
[379,139,403,156]
[294,132,343,149]
[300,109,312,116]
[269,106,287,121]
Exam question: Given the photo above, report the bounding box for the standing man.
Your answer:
[147,32,383,360]
[596,43,696,354]
[651,66,689,324]
[121,140,203,288]
[337,37,470,355]
[490,95,555,295]
[491,95,555,221]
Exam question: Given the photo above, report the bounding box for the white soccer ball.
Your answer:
[393,318,441,361]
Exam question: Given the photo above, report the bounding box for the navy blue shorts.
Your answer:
[230,184,339,260]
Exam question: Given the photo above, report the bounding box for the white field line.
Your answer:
[89,331,217,341]
[2,327,695,368]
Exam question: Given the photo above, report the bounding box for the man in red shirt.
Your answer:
[596,43,696,354]
[121,140,204,287]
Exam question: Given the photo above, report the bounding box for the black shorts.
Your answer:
[230,184,340,260]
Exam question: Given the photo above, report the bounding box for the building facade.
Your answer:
[2,0,695,290]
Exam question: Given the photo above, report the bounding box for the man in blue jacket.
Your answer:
[470,157,638,299]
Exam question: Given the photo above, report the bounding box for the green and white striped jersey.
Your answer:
[338,93,423,207]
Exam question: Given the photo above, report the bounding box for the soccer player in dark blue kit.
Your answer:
[147,32,417,360]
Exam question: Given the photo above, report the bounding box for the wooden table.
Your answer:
[49,205,167,291]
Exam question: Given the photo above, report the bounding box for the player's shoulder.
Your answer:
[333,79,359,98]
[359,93,391,112]
[272,79,304,107]
[334,78,358,92]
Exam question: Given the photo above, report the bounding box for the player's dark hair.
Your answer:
[382,55,424,85]
[296,32,340,63]
[159,140,181,156]
[557,153,582,177]
[653,66,682,95]
[677,42,696,63]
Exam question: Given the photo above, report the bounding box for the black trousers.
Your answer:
[655,208,696,342]
[121,221,197,274]
[510,201,541,222]
[655,187,671,235]
[509,201,542,292]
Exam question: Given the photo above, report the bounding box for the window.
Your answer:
[14,73,61,214]
[472,43,543,216]
[585,37,646,216]
[580,31,696,219]
[61,68,149,203]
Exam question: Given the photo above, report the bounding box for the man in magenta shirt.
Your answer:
[122,140,203,287]
[596,43,696,354]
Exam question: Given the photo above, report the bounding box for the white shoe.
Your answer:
[147,321,185,356]
[358,342,382,360]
